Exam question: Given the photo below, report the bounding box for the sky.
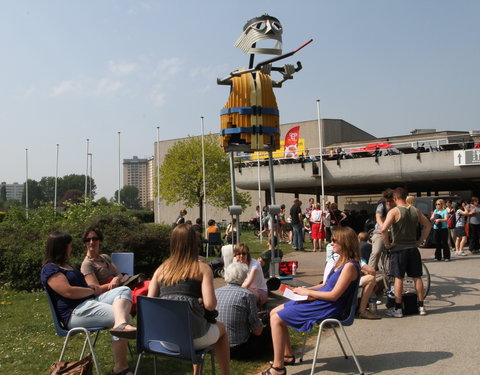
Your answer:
[1,0,479,198]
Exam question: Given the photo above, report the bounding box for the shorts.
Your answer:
[388,248,423,279]
[193,323,220,350]
[455,226,466,237]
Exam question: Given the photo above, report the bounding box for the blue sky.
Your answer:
[1,1,479,198]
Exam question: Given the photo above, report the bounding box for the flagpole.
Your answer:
[156,126,161,223]
[25,148,29,219]
[54,144,59,215]
[257,153,262,243]
[201,116,207,238]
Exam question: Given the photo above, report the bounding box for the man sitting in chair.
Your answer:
[215,262,272,360]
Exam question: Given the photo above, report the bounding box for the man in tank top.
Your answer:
[381,187,432,318]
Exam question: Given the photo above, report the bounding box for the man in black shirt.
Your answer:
[290,199,303,250]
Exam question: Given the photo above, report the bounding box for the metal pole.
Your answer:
[316,100,325,212]
[201,117,207,237]
[268,150,279,277]
[25,148,29,219]
[117,132,121,204]
[156,126,161,223]
[54,144,59,215]
[88,153,93,199]
[257,154,263,243]
[85,139,89,203]
[229,152,240,245]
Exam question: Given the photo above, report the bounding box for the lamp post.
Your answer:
[156,126,161,223]
[201,116,207,235]
[54,144,59,215]
[25,148,29,219]
[88,153,93,199]
[85,139,89,203]
[316,100,325,211]
[117,131,121,204]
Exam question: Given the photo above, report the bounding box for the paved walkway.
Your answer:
[262,248,480,375]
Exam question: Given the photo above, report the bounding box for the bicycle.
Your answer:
[378,248,431,299]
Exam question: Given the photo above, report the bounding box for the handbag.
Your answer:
[49,355,93,375]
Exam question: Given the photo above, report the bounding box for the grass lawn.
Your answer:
[0,229,314,374]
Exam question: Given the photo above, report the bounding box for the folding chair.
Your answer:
[299,282,364,375]
[44,289,104,375]
[111,252,134,275]
[134,296,215,375]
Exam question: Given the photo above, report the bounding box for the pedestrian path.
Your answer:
[257,248,480,374]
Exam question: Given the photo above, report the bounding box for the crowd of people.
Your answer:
[41,189,479,374]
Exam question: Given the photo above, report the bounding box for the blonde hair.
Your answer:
[436,199,446,210]
[331,227,360,268]
[157,224,200,286]
[406,196,415,206]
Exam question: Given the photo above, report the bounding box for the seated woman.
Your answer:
[41,231,136,375]
[148,224,230,375]
[80,227,149,314]
[234,243,269,306]
[260,227,360,375]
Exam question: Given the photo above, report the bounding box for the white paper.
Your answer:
[282,286,308,301]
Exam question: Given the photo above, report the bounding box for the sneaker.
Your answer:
[385,307,403,318]
[419,306,427,316]
[459,251,467,256]
[358,310,382,320]
[444,259,450,262]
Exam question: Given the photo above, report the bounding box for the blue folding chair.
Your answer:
[44,289,105,375]
[111,252,134,275]
[299,281,364,375]
[134,296,215,375]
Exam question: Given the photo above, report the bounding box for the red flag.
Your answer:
[284,126,300,158]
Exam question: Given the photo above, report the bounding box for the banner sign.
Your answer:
[283,126,301,158]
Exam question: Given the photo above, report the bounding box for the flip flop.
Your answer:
[110,322,136,340]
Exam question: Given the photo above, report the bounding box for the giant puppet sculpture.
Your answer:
[217,15,311,271]
[218,14,312,152]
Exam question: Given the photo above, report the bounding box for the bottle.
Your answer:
[369,297,377,312]
[292,262,297,275]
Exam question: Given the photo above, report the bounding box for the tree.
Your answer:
[22,179,45,208]
[59,189,84,205]
[60,174,96,199]
[114,185,141,209]
[159,134,250,220]
[0,183,6,202]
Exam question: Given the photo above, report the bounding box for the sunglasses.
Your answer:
[435,203,442,206]
[235,252,248,256]
[83,237,100,243]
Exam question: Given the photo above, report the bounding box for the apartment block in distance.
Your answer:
[1,182,24,201]
[122,156,154,209]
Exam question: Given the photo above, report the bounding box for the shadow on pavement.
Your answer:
[293,350,453,374]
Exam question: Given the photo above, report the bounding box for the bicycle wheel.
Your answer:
[380,253,430,299]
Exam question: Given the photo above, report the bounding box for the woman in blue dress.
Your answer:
[259,227,360,375]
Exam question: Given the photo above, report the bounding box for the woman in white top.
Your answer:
[234,243,268,306]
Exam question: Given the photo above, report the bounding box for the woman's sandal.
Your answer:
[111,367,134,375]
[259,366,287,375]
[269,355,295,366]
[109,322,137,340]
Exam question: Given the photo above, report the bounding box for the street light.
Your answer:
[156,126,160,223]
[316,100,325,211]
[85,139,89,203]
[201,116,207,234]
[117,132,121,204]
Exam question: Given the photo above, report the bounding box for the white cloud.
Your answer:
[24,85,36,97]
[154,57,183,79]
[150,85,167,106]
[108,60,137,75]
[97,78,124,94]
[51,80,83,96]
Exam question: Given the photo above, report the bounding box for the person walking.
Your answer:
[382,187,432,317]
[454,200,469,256]
[469,197,480,254]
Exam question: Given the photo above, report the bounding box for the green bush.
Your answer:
[0,202,171,290]
[127,209,155,223]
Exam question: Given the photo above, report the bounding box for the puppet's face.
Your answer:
[234,15,283,55]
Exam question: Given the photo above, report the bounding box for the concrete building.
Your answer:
[122,156,154,209]
[152,119,375,225]
[1,182,24,201]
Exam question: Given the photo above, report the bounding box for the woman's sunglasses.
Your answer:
[83,237,100,243]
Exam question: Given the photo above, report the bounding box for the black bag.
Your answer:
[49,355,93,375]
[386,291,419,315]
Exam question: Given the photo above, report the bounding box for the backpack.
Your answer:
[447,213,456,229]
